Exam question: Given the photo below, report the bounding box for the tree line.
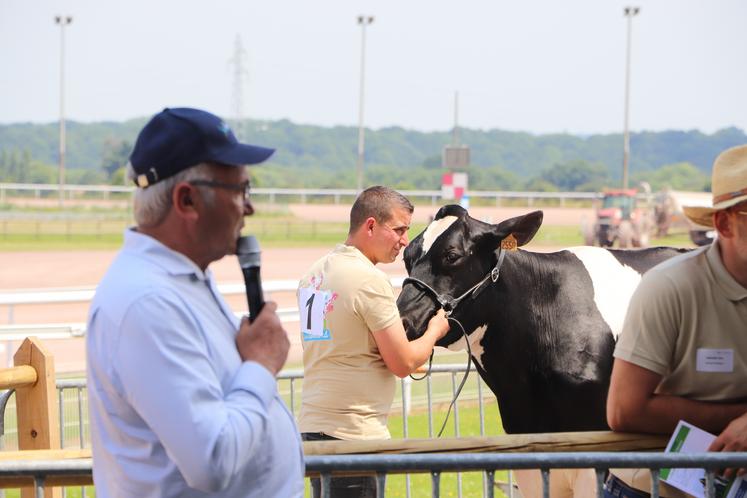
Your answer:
[1,118,745,192]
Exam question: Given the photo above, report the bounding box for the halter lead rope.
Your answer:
[436,317,471,437]
[403,247,507,436]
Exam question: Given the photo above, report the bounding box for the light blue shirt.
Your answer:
[86,229,304,498]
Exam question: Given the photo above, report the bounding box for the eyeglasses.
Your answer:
[189,179,251,199]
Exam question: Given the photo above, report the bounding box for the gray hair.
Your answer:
[127,162,215,227]
[349,186,414,233]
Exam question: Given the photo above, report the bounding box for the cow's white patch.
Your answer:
[422,216,458,254]
[446,324,488,369]
[566,246,642,340]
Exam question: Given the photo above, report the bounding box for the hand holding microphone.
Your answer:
[235,236,289,374]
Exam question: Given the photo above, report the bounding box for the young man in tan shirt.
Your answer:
[298,186,449,497]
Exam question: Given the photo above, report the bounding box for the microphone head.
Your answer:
[236,235,261,269]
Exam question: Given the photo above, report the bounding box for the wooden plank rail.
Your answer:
[0,431,669,487]
[0,366,37,390]
[302,431,668,456]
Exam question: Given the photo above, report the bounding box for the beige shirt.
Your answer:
[615,241,747,399]
[298,244,400,440]
[613,241,747,496]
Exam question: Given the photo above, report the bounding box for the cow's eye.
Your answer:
[444,251,460,264]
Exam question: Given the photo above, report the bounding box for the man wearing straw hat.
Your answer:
[605,144,747,498]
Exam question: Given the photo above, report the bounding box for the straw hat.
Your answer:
[683,144,747,227]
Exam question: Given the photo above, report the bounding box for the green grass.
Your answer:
[0,201,698,251]
[0,233,126,250]
[1,487,95,497]
[0,218,695,252]
[0,218,425,251]
[649,231,694,248]
[530,225,696,249]
[532,224,584,247]
[0,218,584,251]
[386,403,509,498]
[383,373,510,498]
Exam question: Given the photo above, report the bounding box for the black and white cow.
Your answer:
[398,204,688,435]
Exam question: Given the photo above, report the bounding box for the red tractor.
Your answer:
[588,189,650,248]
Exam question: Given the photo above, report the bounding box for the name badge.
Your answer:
[696,348,733,373]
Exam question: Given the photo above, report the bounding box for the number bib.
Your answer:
[298,286,336,341]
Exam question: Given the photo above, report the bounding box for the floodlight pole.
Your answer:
[356,15,374,193]
[622,6,639,190]
[55,15,73,206]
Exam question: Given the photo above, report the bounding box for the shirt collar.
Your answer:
[707,240,747,301]
[124,228,212,282]
[334,243,376,267]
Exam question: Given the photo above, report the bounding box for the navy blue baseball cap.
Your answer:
[129,107,275,188]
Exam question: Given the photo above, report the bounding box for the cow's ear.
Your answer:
[435,204,466,220]
[494,210,543,247]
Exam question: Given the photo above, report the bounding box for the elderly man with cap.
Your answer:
[86,108,304,497]
[604,144,747,498]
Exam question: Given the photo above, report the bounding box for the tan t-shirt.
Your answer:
[297,244,400,440]
[613,241,747,496]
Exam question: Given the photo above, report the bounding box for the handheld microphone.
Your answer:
[236,235,265,322]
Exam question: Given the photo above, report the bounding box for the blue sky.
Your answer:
[1,0,745,134]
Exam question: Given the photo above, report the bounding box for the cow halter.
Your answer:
[402,247,507,317]
[402,246,506,437]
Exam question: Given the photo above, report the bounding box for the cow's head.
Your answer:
[397,205,543,346]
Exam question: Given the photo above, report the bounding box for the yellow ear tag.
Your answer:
[501,234,518,251]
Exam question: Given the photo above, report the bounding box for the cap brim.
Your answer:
[212,143,275,166]
[683,206,715,228]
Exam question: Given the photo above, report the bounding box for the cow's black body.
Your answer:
[397,205,688,434]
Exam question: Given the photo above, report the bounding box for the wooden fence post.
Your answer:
[13,337,61,498]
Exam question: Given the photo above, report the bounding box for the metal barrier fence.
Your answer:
[0,217,371,242]
[0,278,307,326]
[309,452,747,498]
[4,364,488,452]
[4,452,747,498]
[0,182,603,207]
[3,375,747,497]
